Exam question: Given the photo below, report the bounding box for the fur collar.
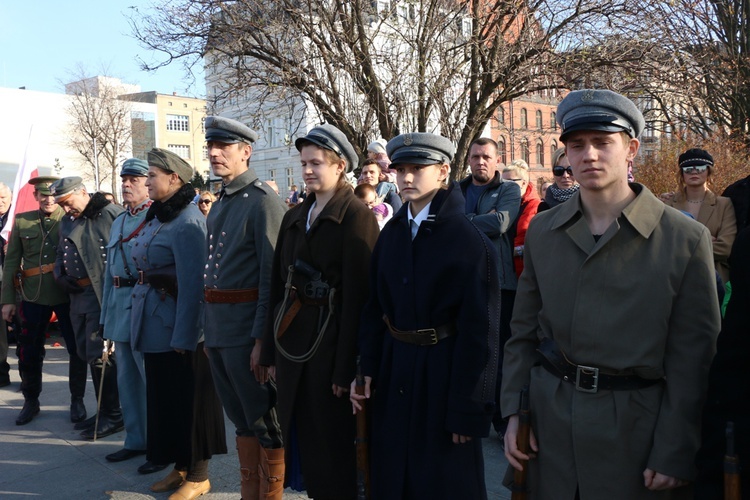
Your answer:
[81,192,112,219]
[146,184,195,223]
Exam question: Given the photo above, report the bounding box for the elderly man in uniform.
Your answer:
[202,116,287,500]
[1,177,88,425]
[52,177,125,440]
[99,159,159,469]
[502,90,720,498]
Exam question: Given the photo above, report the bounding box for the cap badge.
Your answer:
[581,90,595,102]
[403,134,413,146]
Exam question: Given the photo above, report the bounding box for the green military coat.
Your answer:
[1,207,68,306]
[501,184,720,499]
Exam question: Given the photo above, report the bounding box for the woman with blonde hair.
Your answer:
[538,147,578,212]
[196,191,216,217]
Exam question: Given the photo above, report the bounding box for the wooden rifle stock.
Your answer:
[725,421,741,500]
[512,385,531,500]
[355,356,370,500]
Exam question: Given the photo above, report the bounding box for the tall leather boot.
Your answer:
[258,447,284,500]
[16,368,42,425]
[80,359,123,440]
[237,436,260,500]
[68,353,87,423]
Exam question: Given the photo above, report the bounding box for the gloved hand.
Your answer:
[55,274,83,294]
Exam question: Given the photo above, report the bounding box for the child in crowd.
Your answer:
[354,183,393,229]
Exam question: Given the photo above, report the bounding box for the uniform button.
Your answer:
[215,263,219,268]
[221,232,226,236]
[203,274,207,279]
[219,242,224,247]
[209,234,213,239]
[205,264,209,269]
[216,253,221,259]
[99,246,104,249]
[209,245,213,250]
[213,275,218,280]
[208,255,213,260]
[243,193,249,198]
[43,255,47,258]
[398,387,405,395]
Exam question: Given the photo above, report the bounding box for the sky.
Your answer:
[0,0,205,97]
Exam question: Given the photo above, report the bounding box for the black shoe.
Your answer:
[74,414,97,430]
[106,448,147,462]
[16,399,40,425]
[79,416,124,440]
[138,460,170,475]
[70,397,86,423]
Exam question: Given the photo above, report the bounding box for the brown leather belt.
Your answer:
[204,287,259,304]
[383,315,456,346]
[21,263,55,278]
[76,277,92,287]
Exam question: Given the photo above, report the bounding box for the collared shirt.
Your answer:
[407,201,432,240]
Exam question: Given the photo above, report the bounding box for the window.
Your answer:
[521,139,529,163]
[397,4,408,23]
[497,137,507,165]
[536,110,543,130]
[168,144,191,159]
[166,114,190,132]
[550,112,557,130]
[266,119,277,148]
[520,109,528,129]
[461,18,472,37]
[497,106,505,125]
[536,140,544,167]
[377,0,389,16]
[270,169,276,181]
[202,146,209,160]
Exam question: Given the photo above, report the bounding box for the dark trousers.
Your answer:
[0,303,9,383]
[17,301,79,399]
[493,289,516,433]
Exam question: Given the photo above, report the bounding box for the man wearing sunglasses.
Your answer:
[502,89,720,498]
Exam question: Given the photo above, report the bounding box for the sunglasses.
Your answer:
[553,166,574,177]
[681,165,709,174]
[198,199,213,205]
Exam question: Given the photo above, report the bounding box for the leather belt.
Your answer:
[204,287,259,303]
[537,337,662,393]
[383,315,456,346]
[76,277,92,287]
[113,276,138,288]
[21,263,55,278]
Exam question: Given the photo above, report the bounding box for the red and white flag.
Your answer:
[1,125,40,241]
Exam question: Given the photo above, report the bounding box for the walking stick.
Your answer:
[725,421,742,500]
[511,385,531,500]
[355,356,370,500]
[93,340,112,442]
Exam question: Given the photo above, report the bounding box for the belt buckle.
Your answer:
[416,328,438,345]
[137,270,145,285]
[575,365,599,393]
[113,276,121,288]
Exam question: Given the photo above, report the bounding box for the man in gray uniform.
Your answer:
[203,116,287,500]
[52,177,125,440]
[100,159,154,466]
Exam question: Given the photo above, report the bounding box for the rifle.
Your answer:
[355,356,370,500]
[511,385,531,500]
[725,421,741,500]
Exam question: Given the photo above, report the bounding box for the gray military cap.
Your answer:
[205,116,259,144]
[50,176,84,201]
[556,89,645,141]
[147,148,194,184]
[386,133,455,166]
[120,158,149,177]
[295,124,359,173]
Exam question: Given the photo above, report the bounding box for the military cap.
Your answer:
[556,89,645,141]
[679,148,714,169]
[295,124,359,173]
[386,133,455,166]
[204,116,259,144]
[120,158,149,177]
[50,176,84,202]
[147,148,194,184]
[29,176,60,196]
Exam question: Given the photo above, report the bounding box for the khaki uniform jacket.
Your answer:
[501,184,720,499]
[1,207,68,306]
[666,189,736,283]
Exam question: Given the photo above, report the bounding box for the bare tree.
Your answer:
[130,0,641,178]
[66,74,135,199]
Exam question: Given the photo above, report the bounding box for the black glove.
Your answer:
[55,274,83,294]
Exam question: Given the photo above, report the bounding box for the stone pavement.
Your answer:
[0,338,512,499]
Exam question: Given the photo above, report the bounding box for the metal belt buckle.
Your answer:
[113,276,121,288]
[575,365,599,393]
[416,328,438,345]
[137,270,145,285]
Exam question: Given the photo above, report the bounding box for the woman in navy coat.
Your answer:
[352,133,501,499]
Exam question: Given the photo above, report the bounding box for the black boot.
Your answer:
[80,357,123,440]
[68,353,87,423]
[16,398,40,425]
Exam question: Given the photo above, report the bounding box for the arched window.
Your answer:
[497,136,507,165]
[520,108,528,129]
[551,112,557,130]
[521,138,529,163]
[536,110,543,130]
[536,140,545,167]
[497,106,505,124]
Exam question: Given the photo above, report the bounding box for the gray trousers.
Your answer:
[206,343,283,449]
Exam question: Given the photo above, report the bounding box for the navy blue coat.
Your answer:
[359,182,501,500]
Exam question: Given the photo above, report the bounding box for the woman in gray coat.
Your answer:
[130,149,226,500]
